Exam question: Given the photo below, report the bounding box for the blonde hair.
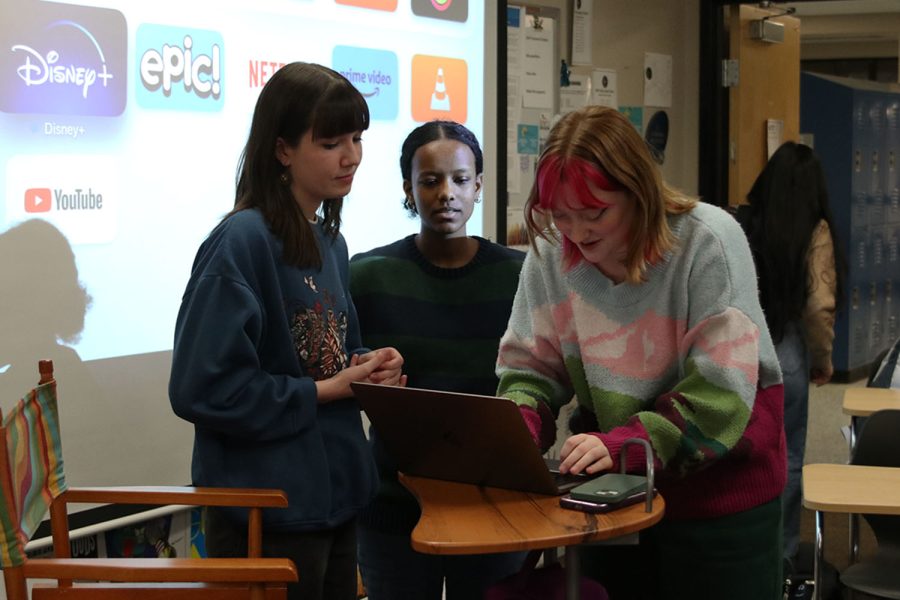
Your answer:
[524,106,696,283]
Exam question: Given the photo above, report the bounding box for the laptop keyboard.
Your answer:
[545,457,594,492]
[553,471,590,487]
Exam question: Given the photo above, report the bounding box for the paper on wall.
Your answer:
[522,15,555,109]
[560,73,590,114]
[571,0,593,66]
[643,52,672,108]
[590,69,617,108]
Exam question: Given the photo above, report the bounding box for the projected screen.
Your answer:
[0,0,488,488]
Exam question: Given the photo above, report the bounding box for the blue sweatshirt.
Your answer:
[169,208,377,531]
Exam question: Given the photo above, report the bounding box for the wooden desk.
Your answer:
[400,474,664,600]
[842,387,900,421]
[803,463,900,600]
[840,388,900,561]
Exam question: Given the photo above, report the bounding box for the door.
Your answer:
[728,4,801,206]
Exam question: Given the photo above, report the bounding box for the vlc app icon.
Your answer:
[25,188,52,213]
[411,54,467,123]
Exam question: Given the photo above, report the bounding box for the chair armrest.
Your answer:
[59,487,288,508]
[24,558,298,583]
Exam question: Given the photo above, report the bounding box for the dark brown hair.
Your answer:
[231,62,369,269]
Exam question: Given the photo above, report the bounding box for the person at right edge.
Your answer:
[738,141,845,569]
[495,105,786,599]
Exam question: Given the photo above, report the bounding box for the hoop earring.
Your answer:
[474,196,482,204]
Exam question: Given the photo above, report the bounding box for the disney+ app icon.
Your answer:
[0,2,127,116]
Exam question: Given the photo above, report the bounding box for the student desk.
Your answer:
[802,463,900,600]
[842,387,900,450]
[399,473,665,600]
[841,387,900,561]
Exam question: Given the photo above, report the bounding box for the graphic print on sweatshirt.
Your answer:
[289,287,348,380]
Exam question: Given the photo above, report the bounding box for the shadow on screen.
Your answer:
[0,218,93,398]
[0,219,124,483]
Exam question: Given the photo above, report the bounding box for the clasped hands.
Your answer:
[315,347,406,404]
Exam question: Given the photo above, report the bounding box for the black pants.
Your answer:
[579,498,783,600]
[205,507,358,600]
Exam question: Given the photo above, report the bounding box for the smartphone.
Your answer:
[559,489,652,514]
[568,473,649,503]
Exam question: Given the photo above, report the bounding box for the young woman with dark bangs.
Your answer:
[169,62,404,600]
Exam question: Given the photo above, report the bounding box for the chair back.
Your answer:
[0,361,298,600]
[868,336,900,389]
[851,409,900,551]
[0,360,65,569]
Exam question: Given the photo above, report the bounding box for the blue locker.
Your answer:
[801,72,900,375]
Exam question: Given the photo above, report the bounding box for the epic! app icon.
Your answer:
[0,2,127,116]
[136,24,224,112]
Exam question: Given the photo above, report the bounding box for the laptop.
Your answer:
[351,382,597,495]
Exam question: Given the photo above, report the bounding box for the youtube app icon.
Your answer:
[7,155,119,245]
[25,188,52,213]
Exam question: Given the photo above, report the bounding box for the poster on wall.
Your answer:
[591,69,617,108]
[571,0,593,66]
[643,52,672,107]
[560,73,590,114]
[522,14,554,109]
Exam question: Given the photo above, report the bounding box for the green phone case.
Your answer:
[569,473,648,503]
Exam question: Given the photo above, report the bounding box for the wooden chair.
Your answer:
[0,360,298,599]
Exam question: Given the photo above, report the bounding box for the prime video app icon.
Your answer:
[333,46,398,121]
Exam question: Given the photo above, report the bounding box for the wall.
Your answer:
[568,0,701,195]
[800,12,900,57]
[799,11,900,82]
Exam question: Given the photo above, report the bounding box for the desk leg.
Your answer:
[814,510,824,600]
[565,545,581,600]
[849,416,859,566]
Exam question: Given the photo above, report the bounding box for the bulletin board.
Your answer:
[505,4,560,248]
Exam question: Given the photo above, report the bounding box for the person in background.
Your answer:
[350,120,526,600]
[169,62,404,600]
[496,105,785,600]
[737,141,845,565]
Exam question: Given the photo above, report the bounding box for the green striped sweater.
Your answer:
[350,234,525,531]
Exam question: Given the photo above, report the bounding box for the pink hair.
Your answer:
[534,155,624,268]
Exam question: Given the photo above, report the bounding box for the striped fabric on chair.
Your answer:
[0,378,67,568]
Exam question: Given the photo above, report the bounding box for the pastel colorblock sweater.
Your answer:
[497,202,786,520]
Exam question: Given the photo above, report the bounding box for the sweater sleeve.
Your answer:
[169,274,318,441]
[496,250,574,418]
[801,220,837,373]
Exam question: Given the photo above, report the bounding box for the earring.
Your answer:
[474,196,482,204]
[280,171,290,185]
